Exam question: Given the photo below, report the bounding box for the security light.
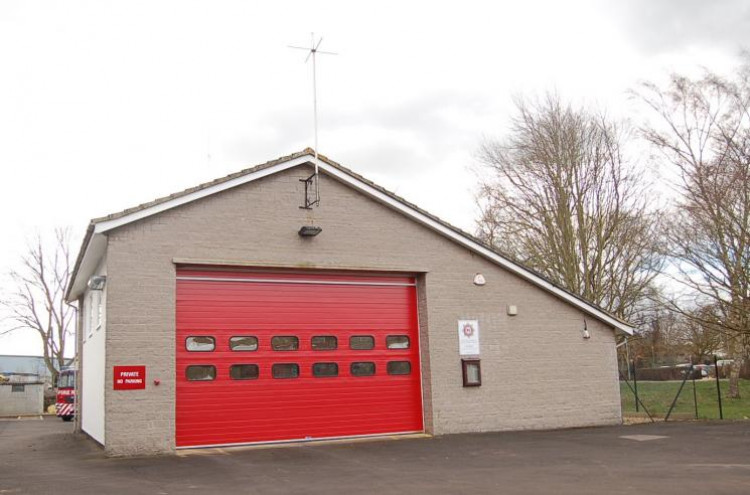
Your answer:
[87,275,107,290]
[582,319,591,339]
[298,225,322,237]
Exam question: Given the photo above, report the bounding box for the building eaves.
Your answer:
[65,149,315,300]
[314,152,633,332]
[91,149,316,224]
[66,148,634,333]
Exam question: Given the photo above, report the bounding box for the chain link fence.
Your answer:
[618,355,750,423]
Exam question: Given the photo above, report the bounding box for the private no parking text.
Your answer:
[114,365,146,390]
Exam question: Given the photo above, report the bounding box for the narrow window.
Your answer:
[462,359,481,387]
[271,336,299,351]
[350,362,376,377]
[230,336,258,351]
[95,291,103,330]
[311,336,337,350]
[186,336,215,352]
[11,384,25,393]
[272,363,300,379]
[387,361,411,375]
[386,335,410,349]
[87,292,96,338]
[230,364,259,380]
[350,335,375,350]
[186,365,216,381]
[312,362,338,377]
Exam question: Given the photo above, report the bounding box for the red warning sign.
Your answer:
[113,365,146,390]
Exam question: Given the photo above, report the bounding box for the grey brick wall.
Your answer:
[102,164,621,456]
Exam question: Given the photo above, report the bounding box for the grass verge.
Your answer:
[620,378,750,420]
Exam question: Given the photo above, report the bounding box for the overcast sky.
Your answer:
[1,0,748,355]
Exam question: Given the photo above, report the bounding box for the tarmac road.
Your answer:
[1,416,749,494]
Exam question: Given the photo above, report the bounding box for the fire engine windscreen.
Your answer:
[58,371,75,388]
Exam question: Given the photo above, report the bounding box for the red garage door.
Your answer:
[175,268,423,448]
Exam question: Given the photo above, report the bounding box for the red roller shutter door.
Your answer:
[175,269,424,448]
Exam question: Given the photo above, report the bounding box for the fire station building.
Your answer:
[66,149,633,456]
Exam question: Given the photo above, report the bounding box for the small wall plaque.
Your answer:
[458,320,480,356]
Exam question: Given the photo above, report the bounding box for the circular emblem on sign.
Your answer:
[463,324,474,337]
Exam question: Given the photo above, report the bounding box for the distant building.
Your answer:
[0,355,75,416]
[0,355,74,387]
[0,381,44,416]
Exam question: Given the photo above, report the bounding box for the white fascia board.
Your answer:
[318,161,635,335]
[76,152,631,333]
[68,233,107,301]
[72,156,315,300]
[93,156,314,234]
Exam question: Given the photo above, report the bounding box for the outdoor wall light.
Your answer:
[298,225,322,237]
[87,275,107,291]
[582,319,591,339]
[473,273,486,286]
[507,305,518,316]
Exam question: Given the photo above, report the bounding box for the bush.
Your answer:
[633,367,702,381]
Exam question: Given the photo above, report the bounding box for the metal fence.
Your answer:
[618,355,748,422]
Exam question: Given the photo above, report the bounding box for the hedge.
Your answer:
[630,367,702,381]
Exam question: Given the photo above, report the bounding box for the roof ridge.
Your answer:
[90,148,316,224]
[313,153,632,330]
[67,148,633,332]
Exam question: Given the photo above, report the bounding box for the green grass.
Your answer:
[620,379,750,420]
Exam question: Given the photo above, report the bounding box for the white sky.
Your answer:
[1,0,748,355]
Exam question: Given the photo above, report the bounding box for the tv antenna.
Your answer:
[289,33,336,208]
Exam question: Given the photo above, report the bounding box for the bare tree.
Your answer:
[678,306,724,363]
[1,228,75,385]
[627,306,724,367]
[476,94,663,320]
[627,309,688,368]
[637,60,750,398]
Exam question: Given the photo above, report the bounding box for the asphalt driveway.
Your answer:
[1,416,749,494]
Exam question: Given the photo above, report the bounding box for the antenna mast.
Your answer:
[289,33,336,207]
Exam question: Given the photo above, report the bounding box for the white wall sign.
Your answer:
[458,319,480,356]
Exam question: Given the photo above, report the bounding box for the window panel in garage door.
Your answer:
[175,269,423,448]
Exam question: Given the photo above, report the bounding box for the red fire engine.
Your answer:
[56,368,75,421]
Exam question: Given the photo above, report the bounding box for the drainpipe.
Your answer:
[65,300,80,432]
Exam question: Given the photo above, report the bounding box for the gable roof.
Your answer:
[66,148,634,334]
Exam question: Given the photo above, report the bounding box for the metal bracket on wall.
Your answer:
[299,173,320,209]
